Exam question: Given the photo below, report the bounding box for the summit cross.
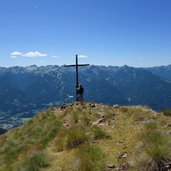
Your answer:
[64,54,90,100]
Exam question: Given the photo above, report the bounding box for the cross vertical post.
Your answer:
[64,54,90,101]
[76,55,79,87]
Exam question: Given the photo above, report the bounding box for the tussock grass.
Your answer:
[136,122,171,171]
[162,108,171,117]
[77,144,105,171]
[119,106,129,113]
[81,114,91,126]
[14,151,49,171]
[26,151,49,170]
[54,126,89,151]
[144,121,158,131]
[64,126,89,149]
[92,126,110,140]
[122,107,156,122]
[54,130,66,152]
[72,111,79,124]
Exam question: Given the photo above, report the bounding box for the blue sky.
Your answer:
[0,0,171,67]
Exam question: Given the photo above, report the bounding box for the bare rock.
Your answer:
[60,105,67,110]
[113,104,119,108]
[118,153,128,159]
[107,163,116,169]
[92,118,105,125]
[119,162,129,170]
[115,162,129,170]
[167,123,171,127]
[92,140,99,143]
[97,118,105,124]
[167,131,171,136]
[142,118,154,123]
[165,162,171,170]
[63,120,69,127]
[90,104,96,108]
[117,140,124,144]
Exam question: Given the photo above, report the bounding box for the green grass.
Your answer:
[0,110,63,168]
[0,103,171,171]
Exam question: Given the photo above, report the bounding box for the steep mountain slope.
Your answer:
[0,103,170,171]
[147,65,171,81]
[1,65,171,119]
[0,128,7,135]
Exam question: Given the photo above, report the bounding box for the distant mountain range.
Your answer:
[0,64,171,118]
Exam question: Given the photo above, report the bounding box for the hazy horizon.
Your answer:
[1,63,171,69]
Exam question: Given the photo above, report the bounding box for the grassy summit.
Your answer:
[0,103,170,171]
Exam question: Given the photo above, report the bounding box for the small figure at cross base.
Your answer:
[76,84,84,102]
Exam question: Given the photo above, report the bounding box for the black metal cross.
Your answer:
[64,54,90,100]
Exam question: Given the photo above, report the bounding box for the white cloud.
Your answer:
[78,55,88,58]
[22,51,47,57]
[11,51,23,57]
[10,51,47,58]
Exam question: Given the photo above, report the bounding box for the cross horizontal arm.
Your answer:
[64,64,90,67]
[64,65,76,67]
[78,64,90,66]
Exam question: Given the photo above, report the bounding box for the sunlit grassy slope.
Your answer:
[0,102,170,171]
